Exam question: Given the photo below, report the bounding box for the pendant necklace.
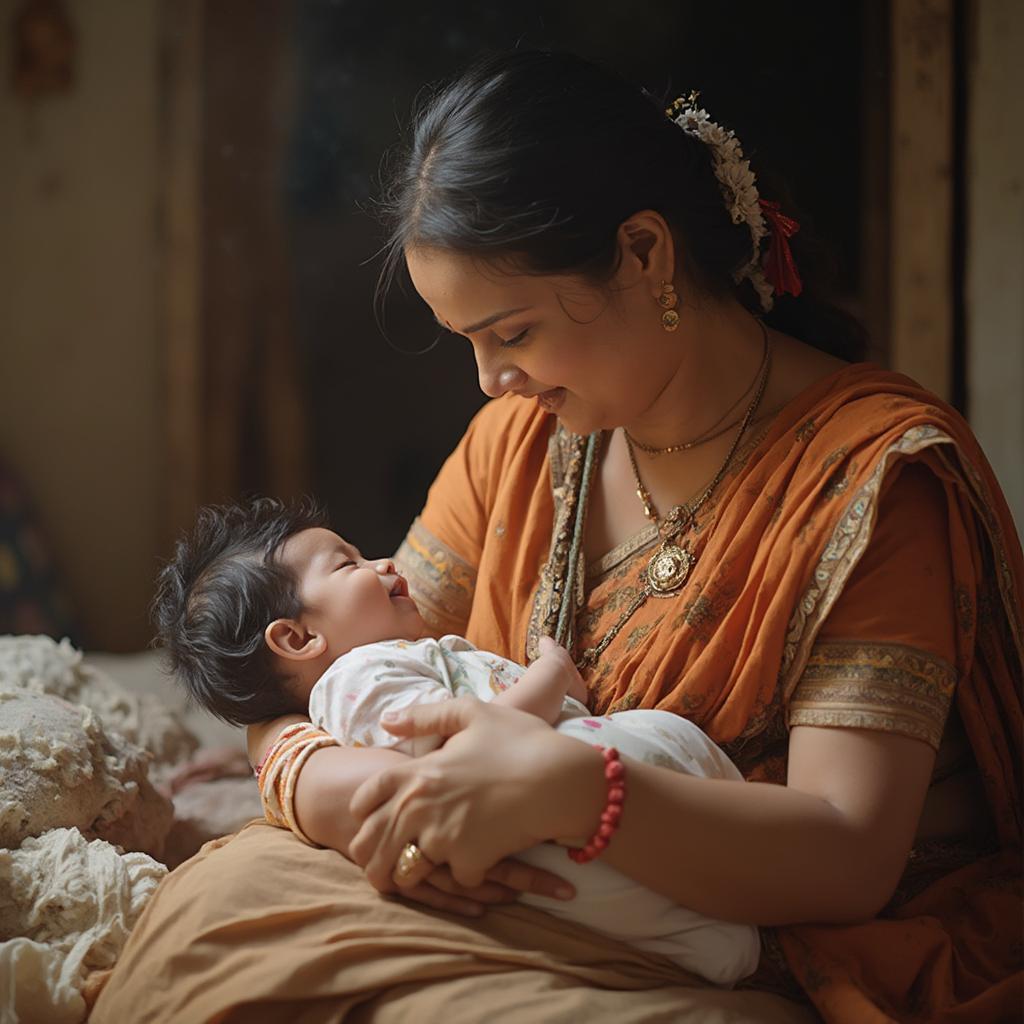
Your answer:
[576,324,771,670]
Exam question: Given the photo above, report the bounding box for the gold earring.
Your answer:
[658,281,679,332]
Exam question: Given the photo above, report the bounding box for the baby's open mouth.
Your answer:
[389,576,409,598]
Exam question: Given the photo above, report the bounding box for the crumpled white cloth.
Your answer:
[0,828,166,1024]
[0,635,197,777]
[0,689,173,857]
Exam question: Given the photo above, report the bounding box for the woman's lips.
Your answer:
[536,387,566,413]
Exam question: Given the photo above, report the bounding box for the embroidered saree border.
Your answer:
[587,523,658,582]
[778,425,955,701]
[537,420,777,634]
[396,517,477,638]
[788,639,957,750]
[525,429,596,663]
[779,424,1024,708]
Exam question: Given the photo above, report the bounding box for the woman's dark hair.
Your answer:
[151,496,328,726]
[379,50,865,362]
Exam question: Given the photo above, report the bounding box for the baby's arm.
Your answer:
[491,637,588,724]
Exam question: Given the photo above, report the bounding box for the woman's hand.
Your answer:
[396,858,577,917]
[348,698,605,894]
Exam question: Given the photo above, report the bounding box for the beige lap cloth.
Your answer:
[89,820,814,1024]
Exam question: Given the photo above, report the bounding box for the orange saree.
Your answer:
[398,363,1023,1023]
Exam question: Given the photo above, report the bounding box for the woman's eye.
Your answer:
[498,328,529,349]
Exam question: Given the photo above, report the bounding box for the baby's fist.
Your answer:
[537,635,560,656]
[537,636,588,704]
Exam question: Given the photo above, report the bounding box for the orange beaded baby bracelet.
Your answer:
[568,746,625,863]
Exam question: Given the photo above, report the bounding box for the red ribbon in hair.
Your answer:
[758,199,803,298]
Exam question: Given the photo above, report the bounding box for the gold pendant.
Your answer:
[645,543,694,596]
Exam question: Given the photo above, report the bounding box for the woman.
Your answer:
[92,52,1021,1023]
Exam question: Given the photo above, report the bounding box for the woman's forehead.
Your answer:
[405,247,544,329]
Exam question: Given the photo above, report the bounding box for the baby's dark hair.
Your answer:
[152,496,328,726]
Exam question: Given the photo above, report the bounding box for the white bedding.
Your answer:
[0,636,258,1024]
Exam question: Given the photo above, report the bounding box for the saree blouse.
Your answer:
[399,375,962,769]
[397,362,1023,1023]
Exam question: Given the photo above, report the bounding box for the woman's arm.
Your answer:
[248,713,577,915]
[350,459,958,925]
[598,723,935,925]
[349,700,935,926]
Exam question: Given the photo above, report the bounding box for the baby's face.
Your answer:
[276,527,427,660]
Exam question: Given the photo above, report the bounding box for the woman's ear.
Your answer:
[615,210,676,291]
[264,619,326,662]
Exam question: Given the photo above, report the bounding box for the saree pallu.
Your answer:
[399,364,1022,1022]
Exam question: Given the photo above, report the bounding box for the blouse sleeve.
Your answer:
[787,459,958,750]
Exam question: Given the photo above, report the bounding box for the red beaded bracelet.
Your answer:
[568,746,625,863]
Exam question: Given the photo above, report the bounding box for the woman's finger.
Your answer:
[349,765,403,822]
[398,883,484,918]
[350,808,407,892]
[379,694,483,739]
[391,842,436,891]
[484,858,576,901]
[425,865,518,904]
[354,793,446,894]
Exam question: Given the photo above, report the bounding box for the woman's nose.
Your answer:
[477,361,527,399]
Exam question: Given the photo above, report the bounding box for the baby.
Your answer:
[153,497,759,986]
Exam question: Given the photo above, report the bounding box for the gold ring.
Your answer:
[396,841,424,878]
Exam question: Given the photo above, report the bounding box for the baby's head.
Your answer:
[152,497,426,725]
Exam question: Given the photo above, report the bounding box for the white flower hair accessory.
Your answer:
[666,93,803,312]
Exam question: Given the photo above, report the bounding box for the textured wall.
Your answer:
[967,0,1024,540]
[0,0,161,649]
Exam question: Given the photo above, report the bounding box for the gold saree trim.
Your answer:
[778,423,1024,718]
[788,639,957,750]
[395,517,477,638]
[531,420,776,663]
[586,524,658,582]
[778,425,955,702]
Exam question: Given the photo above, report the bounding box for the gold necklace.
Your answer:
[625,326,770,456]
[575,326,771,670]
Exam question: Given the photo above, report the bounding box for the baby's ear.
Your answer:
[264,619,326,661]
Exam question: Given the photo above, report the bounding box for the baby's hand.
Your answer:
[536,636,589,705]
[494,637,589,723]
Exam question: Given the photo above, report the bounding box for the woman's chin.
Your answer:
[555,407,606,437]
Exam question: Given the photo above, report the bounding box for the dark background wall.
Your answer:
[0,0,876,648]
[254,1,869,558]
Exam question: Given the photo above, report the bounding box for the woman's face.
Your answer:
[405,245,681,436]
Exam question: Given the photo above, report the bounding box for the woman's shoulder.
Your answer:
[764,331,849,412]
[765,334,970,455]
